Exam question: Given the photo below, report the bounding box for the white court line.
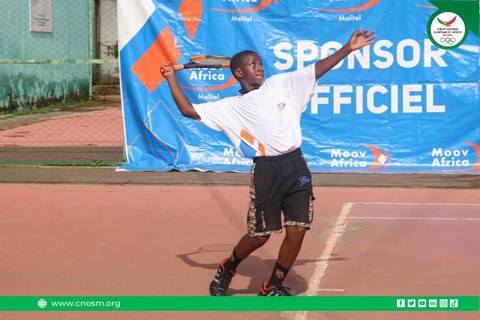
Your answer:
[349,202,480,221]
[293,201,480,320]
[317,288,345,292]
[293,202,353,320]
[351,202,480,206]
[349,216,480,221]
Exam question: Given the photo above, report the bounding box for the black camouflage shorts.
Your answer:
[247,148,314,237]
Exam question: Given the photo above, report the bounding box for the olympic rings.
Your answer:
[440,37,456,44]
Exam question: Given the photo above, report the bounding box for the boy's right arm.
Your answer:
[160,62,200,120]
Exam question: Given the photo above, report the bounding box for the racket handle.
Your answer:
[173,64,185,71]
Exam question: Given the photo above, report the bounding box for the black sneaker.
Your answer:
[258,282,292,296]
[209,258,236,296]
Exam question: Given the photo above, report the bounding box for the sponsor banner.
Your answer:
[118,0,480,173]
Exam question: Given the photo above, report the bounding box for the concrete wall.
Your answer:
[0,0,92,111]
[96,0,119,84]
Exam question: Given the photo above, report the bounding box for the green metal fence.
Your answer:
[0,0,123,165]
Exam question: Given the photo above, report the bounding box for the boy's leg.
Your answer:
[234,233,270,259]
[260,153,313,296]
[210,233,270,296]
[277,225,307,269]
[258,226,307,296]
[222,233,270,274]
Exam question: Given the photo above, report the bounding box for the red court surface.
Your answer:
[0,105,123,147]
[0,182,479,320]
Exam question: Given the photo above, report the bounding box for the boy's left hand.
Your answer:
[348,28,376,51]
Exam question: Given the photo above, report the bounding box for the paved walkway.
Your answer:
[1,166,479,188]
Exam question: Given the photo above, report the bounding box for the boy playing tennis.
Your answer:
[161,28,376,296]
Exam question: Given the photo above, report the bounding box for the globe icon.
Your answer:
[37,299,48,309]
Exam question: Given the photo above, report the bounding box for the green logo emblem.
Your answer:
[427,11,467,50]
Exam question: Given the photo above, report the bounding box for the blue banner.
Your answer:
[117,0,480,173]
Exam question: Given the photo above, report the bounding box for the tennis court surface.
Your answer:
[0,168,479,320]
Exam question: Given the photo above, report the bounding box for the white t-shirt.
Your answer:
[193,63,317,158]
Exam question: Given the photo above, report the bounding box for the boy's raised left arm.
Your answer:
[314,28,376,79]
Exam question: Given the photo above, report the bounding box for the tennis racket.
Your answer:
[170,55,231,71]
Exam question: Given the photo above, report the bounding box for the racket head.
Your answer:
[182,55,231,69]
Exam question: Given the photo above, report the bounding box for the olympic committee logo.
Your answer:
[427,11,467,50]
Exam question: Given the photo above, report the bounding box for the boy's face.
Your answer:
[236,53,264,87]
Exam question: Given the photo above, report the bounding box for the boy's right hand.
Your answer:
[160,61,175,79]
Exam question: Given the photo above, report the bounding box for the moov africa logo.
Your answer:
[211,0,279,13]
[330,144,390,171]
[131,0,237,93]
[317,0,379,12]
[431,142,480,171]
[427,11,467,49]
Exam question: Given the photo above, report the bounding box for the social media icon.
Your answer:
[407,299,416,308]
[418,299,427,308]
[450,299,458,308]
[429,299,438,308]
[397,299,405,308]
[440,299,448,308]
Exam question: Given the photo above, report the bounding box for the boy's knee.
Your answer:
[285,226,307,242]
[251,235,270,248]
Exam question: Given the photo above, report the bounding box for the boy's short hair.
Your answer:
[230,50,258,76]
